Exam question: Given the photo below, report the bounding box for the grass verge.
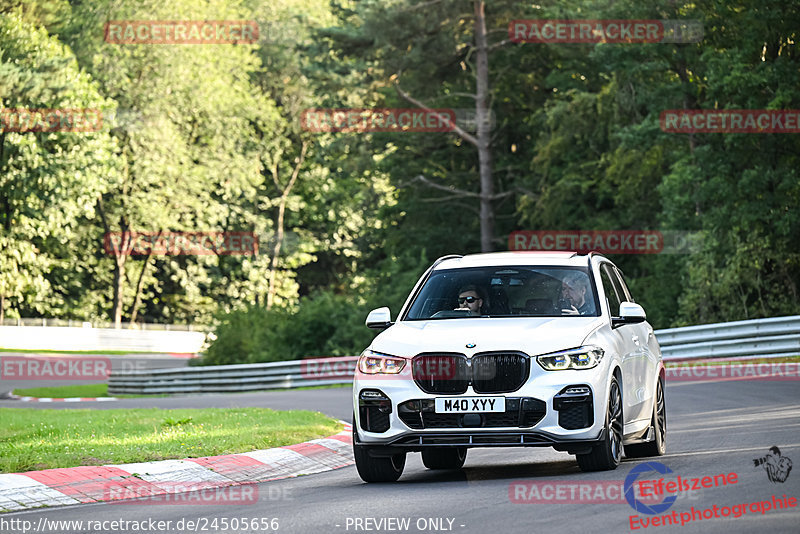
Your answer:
[0,407,341,473]
[12,382,350,398]
[13,384,112,398]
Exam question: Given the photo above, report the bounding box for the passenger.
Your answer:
[560,271,595,316]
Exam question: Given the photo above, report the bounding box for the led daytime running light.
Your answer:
[358,351,406,374]
[537,346,604,371]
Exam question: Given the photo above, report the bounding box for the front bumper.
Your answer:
[353,427,607,456]
[353,360,611,453]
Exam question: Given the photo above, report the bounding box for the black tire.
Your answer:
[421,448,467,470]
[352,425,406,482]
[625,377,666,458]
[576,376,623,472]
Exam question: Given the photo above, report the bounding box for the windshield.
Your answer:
[404,266,600,320]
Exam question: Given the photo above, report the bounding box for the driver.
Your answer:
[455,285,484,316]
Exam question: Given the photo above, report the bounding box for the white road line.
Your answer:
[660,444,800,459]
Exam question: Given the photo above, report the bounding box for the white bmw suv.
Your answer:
[352,252,666,482]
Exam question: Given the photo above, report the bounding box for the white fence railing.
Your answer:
[0,326,206,353]
[107,316,800,395]
[0,318,206,331]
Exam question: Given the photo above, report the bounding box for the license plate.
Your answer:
[434,397,505,413]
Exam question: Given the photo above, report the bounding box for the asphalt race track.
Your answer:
[2,380,799,534]
[0,387,353,421]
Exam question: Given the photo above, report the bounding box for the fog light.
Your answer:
[360,389,388,400]
[564,386,591,395]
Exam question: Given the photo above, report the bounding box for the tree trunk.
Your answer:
[129,253,152,324]
[266,197,287,310]
[474,0,494,252]
[266,141,308,309]
[112,255,125,328]
[96,197,126,328]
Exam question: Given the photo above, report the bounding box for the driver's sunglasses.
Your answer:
[458,296,478,304]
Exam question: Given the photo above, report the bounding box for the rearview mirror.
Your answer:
[612,302,646,328]
[366,307,392,330]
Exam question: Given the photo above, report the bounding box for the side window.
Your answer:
[599,264,622,316]
[613,266,634,302]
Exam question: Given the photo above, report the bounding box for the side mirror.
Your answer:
[612,302,647,328]
[366,307,392,330]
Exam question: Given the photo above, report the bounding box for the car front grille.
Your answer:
[412,352,530,394]
[472,352,530,393]
[412,353,470,394]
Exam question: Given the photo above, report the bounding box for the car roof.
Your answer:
[433,251,609,270]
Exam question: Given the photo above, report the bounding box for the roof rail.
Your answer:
[431,254,462,268]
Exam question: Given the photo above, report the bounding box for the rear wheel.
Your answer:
[625,377,666,458]
[421,447,467,470]
[576,376,623,472]
[353,425,406,482]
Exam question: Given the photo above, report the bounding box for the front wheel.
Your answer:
[576,376,623,472]
[625,376,666,458]
[421,447,467,470]
[353,426,406,482]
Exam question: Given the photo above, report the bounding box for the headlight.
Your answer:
[537,346,604,371]
[358,350,406,374]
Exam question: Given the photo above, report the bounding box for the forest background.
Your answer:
[1,0,797,364]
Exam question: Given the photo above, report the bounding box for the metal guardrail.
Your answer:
[108,316,800,395]
[109,357,358,395]
[656,315,800,361]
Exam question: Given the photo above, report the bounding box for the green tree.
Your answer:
[60,0,268,325]
[0,11,119,321]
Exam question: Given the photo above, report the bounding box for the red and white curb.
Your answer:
[10,395,118,402]
[0,423,353,513]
